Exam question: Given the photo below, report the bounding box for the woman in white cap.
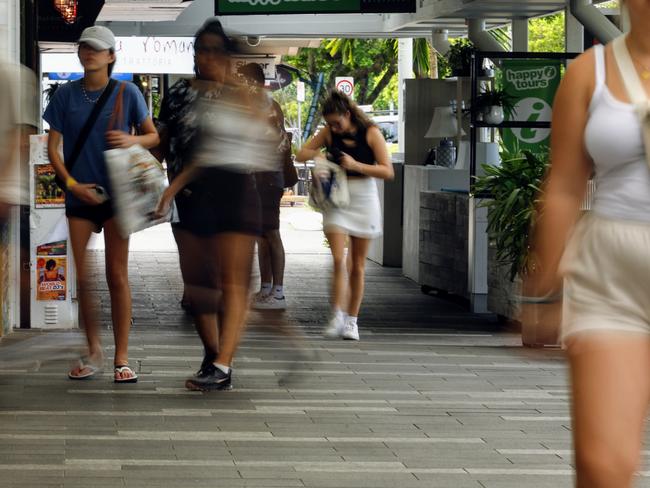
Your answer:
[522,0,650,486]
[44,25,159,382]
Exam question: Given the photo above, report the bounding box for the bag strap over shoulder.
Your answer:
[65,78,118,174]
[612,35,650,168]
[107,81,127,133]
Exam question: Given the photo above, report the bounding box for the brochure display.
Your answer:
[29,134,77,328]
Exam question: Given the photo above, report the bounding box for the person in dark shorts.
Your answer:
[155,19,268,391]
[43,25,159,382]
[239,63,288,310]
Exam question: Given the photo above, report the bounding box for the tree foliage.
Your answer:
[280,37,435,136]
[529,13,565,53]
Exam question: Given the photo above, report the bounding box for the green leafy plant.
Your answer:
[446,39,475,77]
[473,146,549,281]
[473,88,517,119]
[44,82,62,103]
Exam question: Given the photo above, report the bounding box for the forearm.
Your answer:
[527,180,588,292]
[133,132,160,150]
[167,165,199,198]
[295,148,321,162]
[47,147,71,182]
[348,160,394,180]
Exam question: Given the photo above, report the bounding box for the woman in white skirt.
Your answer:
[296,91,393,340]
[522,1,650,486]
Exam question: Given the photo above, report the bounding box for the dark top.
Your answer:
[328,125,376,177]
[156,78,199,176]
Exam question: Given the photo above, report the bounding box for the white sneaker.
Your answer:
[250,289,270,303]
[323,314,345,338]
[253,294,287,310]
[341,319,360,341]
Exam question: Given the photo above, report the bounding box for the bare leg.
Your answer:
[214,232,255,366]
[325,231,347,312]
[265,229,285,288]
[103,218,133,380]
[567,332,650,488]
[172,226,191,308]
[68,218,102,375]
[257,237,272,287]
[175,229,219,358]
[347,236,371,317]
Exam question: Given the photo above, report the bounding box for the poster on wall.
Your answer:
[501,59,562,153]
[34,164,65,208]
[36,256,67,301]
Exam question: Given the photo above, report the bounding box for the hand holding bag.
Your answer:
[612,35,650,167]
[104,83,171,237]
[308,156,350,211]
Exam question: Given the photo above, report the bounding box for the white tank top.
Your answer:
[585,44,650,222]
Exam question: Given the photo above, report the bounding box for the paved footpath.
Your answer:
[1,216,648,487]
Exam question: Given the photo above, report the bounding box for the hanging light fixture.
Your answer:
[53,0,78,24]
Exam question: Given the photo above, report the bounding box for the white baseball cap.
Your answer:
[78,26,115,51]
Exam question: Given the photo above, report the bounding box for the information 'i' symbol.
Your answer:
[521,101,546,140]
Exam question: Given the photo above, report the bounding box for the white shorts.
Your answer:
[322,177,382,239]
[561,213,650,342]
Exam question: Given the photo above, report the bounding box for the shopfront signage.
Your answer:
[215,0,415,15]
[501,59,562,152]
[42,36,196,75]
[232,57,277,80]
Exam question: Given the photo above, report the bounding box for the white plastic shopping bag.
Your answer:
[105,144,171,238]
[308,156,350,211]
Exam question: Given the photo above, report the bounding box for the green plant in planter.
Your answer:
[446,39,475,77]
[473,147,549,281]
[473,88,517,120]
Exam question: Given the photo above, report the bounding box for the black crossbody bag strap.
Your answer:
[58,78,118,188]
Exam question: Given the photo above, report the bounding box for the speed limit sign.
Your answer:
[335,77,354,98]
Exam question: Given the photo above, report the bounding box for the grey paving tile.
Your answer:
[0,248,585,488]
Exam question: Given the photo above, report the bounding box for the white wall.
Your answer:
[0,0,21,334]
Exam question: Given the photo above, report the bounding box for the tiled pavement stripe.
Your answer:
[499,449,650,457]
[0,460,580,476]
[501,416,571,421]
[116,344,562,360]
[131,356,568,370]
[251,399,568,406]
[0,432,485,443]
[59,387,568,397]
[0,369,481,378]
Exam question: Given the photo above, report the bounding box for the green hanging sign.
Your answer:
[215,0,415,15]
[216,0,360,14]
[501,59,562,153]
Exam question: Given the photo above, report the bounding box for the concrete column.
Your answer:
[620,1,630,33]
[512,17,529,52]
[430,29,450,80]
[398,38,413,155]
[565,2,585,52]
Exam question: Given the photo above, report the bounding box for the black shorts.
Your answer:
[66,201,114,232]
[258,184,283,233]
[175,168,261,237]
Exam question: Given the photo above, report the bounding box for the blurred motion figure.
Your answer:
[522,1,650,486]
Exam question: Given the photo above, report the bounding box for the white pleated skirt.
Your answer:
[322,177,382,239]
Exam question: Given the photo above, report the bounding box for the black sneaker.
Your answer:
[194,351,218,378]
[185,363,232,391]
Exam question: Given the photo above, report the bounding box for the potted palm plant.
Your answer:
[473,146,558,346]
